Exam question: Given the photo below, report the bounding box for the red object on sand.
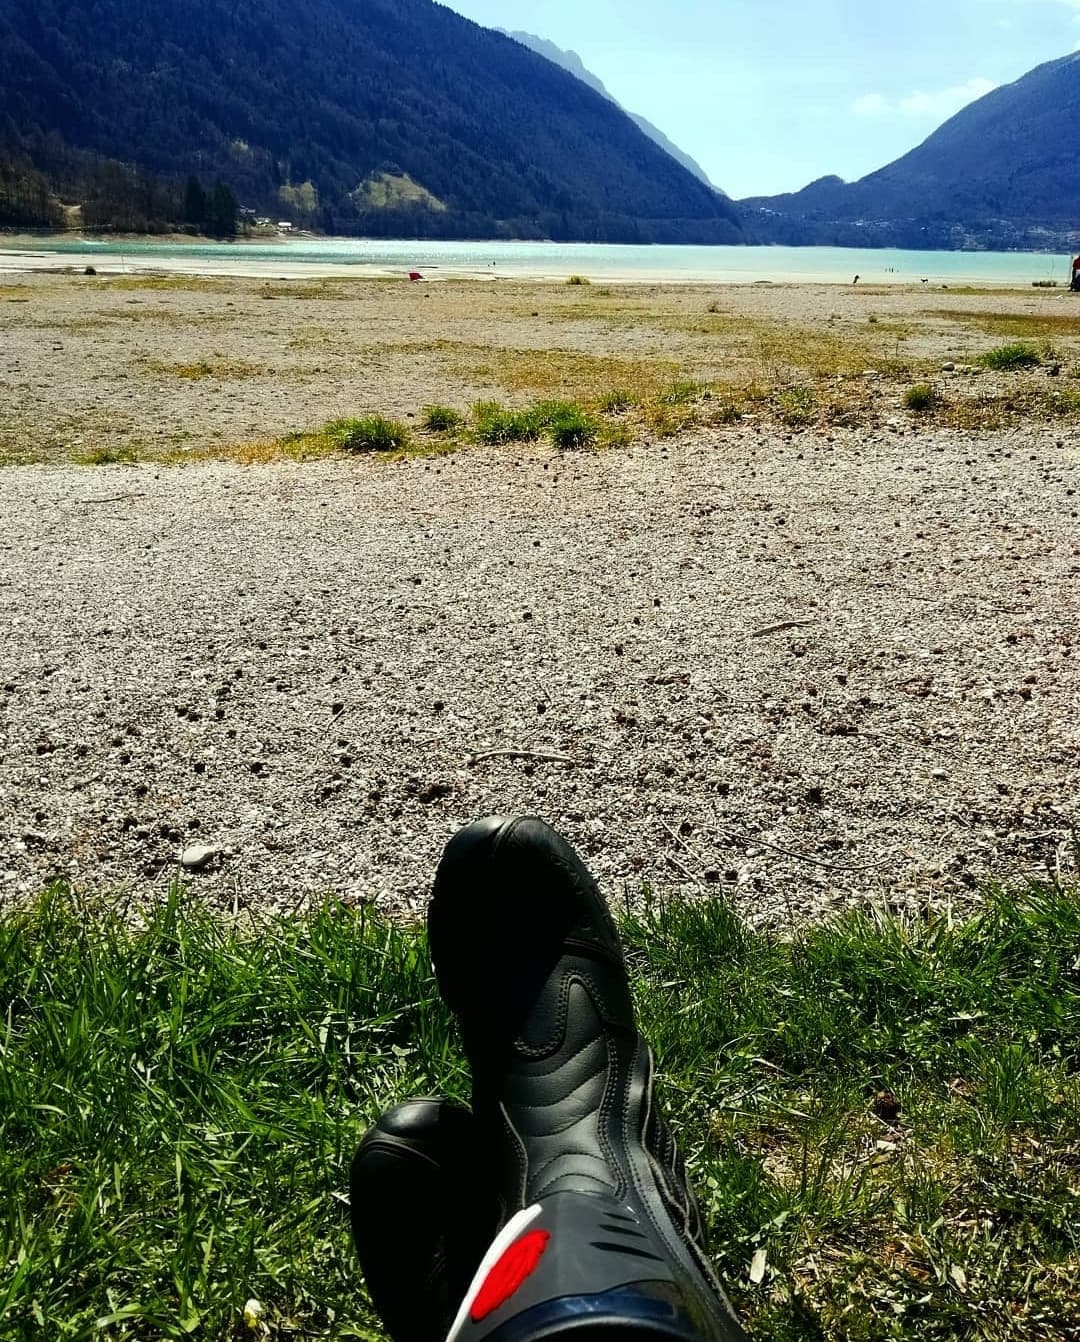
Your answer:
[409,271,423,281]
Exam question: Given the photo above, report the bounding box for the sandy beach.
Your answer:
[1,271,1077,920]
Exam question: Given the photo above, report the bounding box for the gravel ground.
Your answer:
[1,422,1077,925]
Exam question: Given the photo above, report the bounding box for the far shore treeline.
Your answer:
[0,151,239,237]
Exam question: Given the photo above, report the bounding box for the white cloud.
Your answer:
[852,78,997,120]
[852,93,889,117]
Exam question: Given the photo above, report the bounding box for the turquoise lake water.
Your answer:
[1,237,1073,285]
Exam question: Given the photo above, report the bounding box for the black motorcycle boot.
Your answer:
[350,1098,495,1342]
[428,816,747,1342]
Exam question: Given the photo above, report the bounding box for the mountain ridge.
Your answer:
[0,0,742,242]
[742,52,1080,249]
[501,30,721,192]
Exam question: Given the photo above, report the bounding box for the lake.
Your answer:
[0,237,1073,286]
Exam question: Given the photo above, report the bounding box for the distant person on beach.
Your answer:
[349,816,748,1342]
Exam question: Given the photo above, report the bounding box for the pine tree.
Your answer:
[182,176,207,226]
[208,180,237,235]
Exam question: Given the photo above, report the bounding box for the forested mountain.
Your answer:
[502,30,721,192]
[742,52,1080,249]
[0,0,742,241]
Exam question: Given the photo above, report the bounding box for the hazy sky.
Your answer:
[444,0,1080,197]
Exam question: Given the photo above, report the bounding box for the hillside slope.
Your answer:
[743,52,1080,248]
[503,30,721,191]
[0,0,741,241]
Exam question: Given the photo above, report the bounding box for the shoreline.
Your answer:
[0,233,1071,286]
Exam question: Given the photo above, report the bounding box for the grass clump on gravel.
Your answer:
[661,379,710,405]
[421,405,464,432]
[566,274,591,286]
[73,443,140,465]
[976,342,1043,371]
[904,382,940,413]
[471,400,544,444]
[777,383,817,426]
[325,415,411,454]
[598,388,637,414]
[470,399,597,449]
[546,403,599,450]
[3,879,1078,1340]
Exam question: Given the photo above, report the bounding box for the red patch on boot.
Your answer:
[470,1230,551,1322]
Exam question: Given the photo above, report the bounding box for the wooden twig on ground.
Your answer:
[752,619,815,638]
[717,827,891,874]
[78,493,146,505]
[467,748,576,766]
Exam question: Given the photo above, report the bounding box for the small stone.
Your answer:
[180,844,218,872]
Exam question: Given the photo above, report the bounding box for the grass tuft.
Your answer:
[662,379,710,405]
[545,403,599,450]
[976,342,1043,371]
[904,383,940,413]
[471,401,543,444]
[598,389,637,415]
[566,274,591,286]
[72,444,140,465]
[421,404,464,432]
[325,415,411,454]
[778,384,817,426]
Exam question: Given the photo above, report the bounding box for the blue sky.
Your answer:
[444,0,1080,197]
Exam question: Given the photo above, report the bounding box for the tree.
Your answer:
[182,175,207,226]
[208,180,237,235]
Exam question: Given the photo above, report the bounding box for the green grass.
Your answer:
[904,383,940,413]
[545,403,598,450]
[470,399,595,448]
[325,416,411,454]
[778,383,817,426]
[471,400,544,444]
[976,342,1043,371]
[2,880,1078,1339]
[420,404,464,433]
[72,444,140,465]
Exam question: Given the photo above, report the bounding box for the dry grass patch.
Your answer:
[454,345,684,400]
[922,308,1080,341]
[258,280,375,301]
[915,382,1080,430]
[220,434,342,465]
[140,356,266,381]
[0,429,43,466]
[94,275,230,293]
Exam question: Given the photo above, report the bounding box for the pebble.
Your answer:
[180,845,219,872]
